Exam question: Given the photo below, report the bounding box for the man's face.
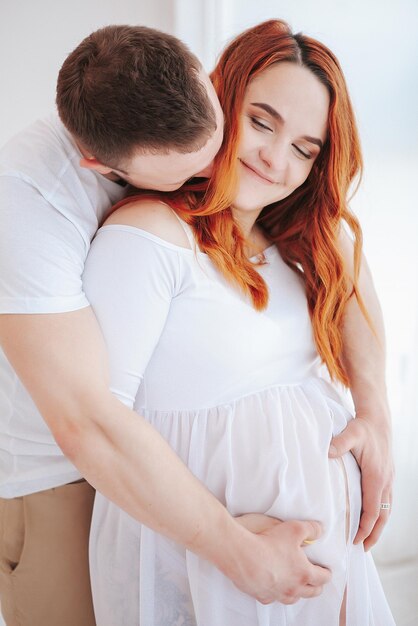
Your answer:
[111,70,223,191]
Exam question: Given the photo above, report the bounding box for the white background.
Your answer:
[1,1,417,624]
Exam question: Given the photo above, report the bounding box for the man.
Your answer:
[0,24,392,626]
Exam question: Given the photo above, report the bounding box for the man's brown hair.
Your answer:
[56,25,216,168]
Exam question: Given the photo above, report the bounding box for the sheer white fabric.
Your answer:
[83,224,395,625]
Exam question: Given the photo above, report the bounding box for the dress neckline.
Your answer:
[99,223,277,262]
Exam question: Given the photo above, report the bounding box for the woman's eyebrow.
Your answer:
[250,102,323,149]
[251,102,285,123]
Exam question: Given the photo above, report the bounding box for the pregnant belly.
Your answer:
[143,378,362,574]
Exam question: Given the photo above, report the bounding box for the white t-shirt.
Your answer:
[0,114,126,497]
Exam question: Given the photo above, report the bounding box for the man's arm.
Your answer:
[329,230,394,550]
[0,308,330,604]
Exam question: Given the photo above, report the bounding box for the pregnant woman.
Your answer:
[83,19,394,626]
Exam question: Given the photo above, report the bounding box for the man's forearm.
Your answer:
[0,308,331,602]
[57,389,244,573]
[65,401,331,603]
[0,309,243,578]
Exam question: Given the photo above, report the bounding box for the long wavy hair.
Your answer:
[119,19,366,385]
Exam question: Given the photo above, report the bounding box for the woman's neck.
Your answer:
[232,207,259,239]
[232,208,271,257]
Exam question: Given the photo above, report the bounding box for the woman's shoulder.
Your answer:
[103,197,192,250]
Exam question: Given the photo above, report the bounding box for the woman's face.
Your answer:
[232,61,330,223]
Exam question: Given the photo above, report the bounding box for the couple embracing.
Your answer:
[0,20,394,626]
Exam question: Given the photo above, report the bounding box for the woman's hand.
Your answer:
[329,409,394,550]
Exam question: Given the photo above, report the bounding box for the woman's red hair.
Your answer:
[119,19,366,385]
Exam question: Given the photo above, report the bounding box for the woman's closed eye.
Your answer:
[250,116,273,132]
[292,144,313,160]
[249,113,316,160]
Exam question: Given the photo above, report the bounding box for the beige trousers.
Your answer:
[0,480,96,626]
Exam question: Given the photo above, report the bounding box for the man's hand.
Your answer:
[329,413,394,550]
[228,514,331,605]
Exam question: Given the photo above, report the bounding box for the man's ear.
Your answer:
[79,156,113,175]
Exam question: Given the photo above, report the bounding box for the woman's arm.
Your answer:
[329,229,394,550]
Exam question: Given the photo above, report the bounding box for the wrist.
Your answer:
[191,510,255,581]
[215,520,264,587]
[350,385,391,428]
[354,402,391,429]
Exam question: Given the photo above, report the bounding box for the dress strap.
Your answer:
[170,210,196,251]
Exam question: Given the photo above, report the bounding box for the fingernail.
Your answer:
[328,445,337,457]
[303,539,317,545]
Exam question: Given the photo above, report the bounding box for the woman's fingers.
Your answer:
[362,490,393,551]
[330,417,394,548]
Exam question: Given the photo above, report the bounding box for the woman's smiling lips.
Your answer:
[239,159,279,185]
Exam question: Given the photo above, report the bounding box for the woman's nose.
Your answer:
[259,142,287,174]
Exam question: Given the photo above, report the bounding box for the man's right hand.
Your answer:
[225,514,331,605]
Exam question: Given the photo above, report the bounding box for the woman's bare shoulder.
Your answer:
[103,198,191,249]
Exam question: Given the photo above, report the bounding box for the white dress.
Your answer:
[83,219,395,626]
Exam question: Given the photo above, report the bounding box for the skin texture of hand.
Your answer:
[235,513,282,533]
[233,514,331,604]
